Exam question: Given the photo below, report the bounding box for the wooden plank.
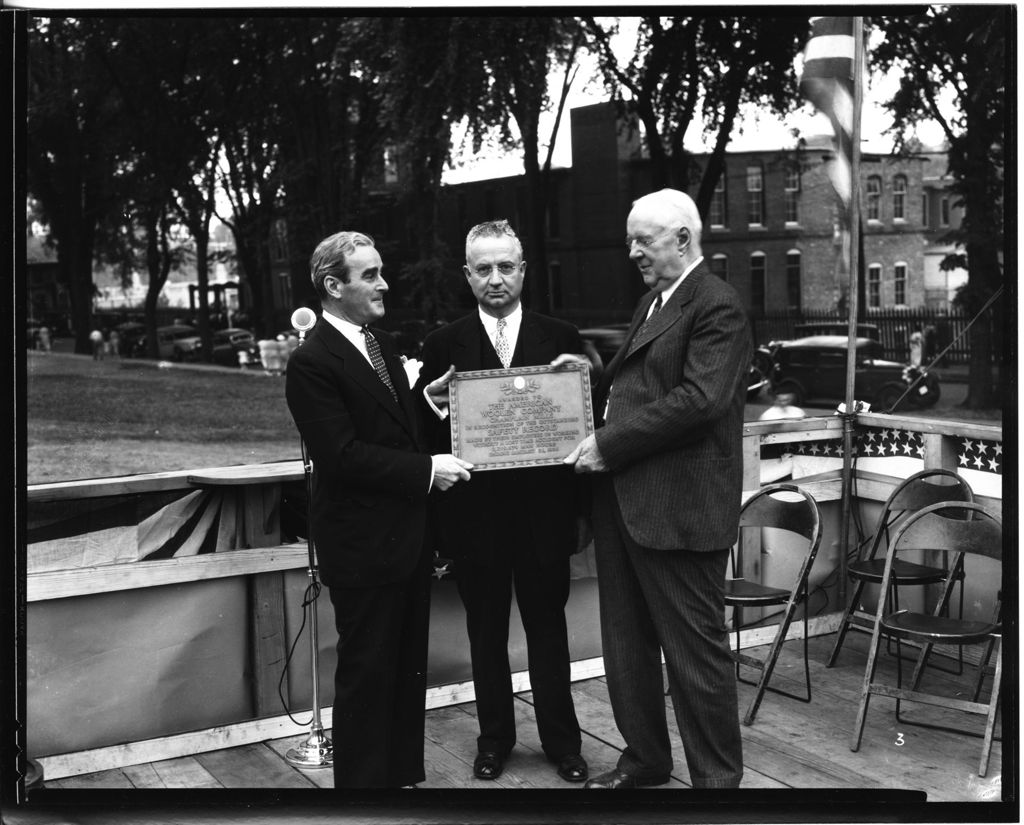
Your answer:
[44,767,135,789]
[193,742,316,788]
[122,756,222,789]
[250,571,289,715]
[27,461,305,502]
[187,464,306,485]
[27,544,308,601]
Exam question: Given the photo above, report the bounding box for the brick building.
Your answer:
[435,101,962,327]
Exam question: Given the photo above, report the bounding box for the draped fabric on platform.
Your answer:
[25,485,288,574]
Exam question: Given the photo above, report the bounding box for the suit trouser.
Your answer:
[592,477,744,789]
[455,548,582,759]
[327,548,432,788]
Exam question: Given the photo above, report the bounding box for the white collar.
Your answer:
[477,303,523,335]
[656,255,704,306]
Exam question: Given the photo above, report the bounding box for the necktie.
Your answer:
[361,327,398,402]
[648,293,663,320]
[495,317,512,368]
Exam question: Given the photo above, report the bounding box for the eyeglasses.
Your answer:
[472,262,520,277]
[625,226,682,250]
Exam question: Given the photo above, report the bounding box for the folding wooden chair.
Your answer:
[827,469,973,670]
[726,483,823,725]
[850,501,1002,777]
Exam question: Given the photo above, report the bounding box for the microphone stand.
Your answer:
[285,313,333,769]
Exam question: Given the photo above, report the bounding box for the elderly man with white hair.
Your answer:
[565,188,751,790]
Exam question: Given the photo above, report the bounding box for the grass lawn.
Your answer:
[26,352,301,484]
[25,350,1001,486]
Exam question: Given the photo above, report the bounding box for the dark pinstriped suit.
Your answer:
[591,263,751,789]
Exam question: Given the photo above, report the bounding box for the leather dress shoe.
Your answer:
[554,753,588,782]
[473,750,505,780]
[584,767,670,789]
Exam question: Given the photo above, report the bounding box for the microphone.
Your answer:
[291,307,317,341]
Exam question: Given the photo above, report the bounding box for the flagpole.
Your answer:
[838,17,865,602]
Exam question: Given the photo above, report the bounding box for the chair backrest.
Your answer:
[890,501,1002,564]
[864,469,974,560]
[739,483,822,547]
[736,483,823,593]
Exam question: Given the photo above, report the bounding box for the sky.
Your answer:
[442,19,952,185]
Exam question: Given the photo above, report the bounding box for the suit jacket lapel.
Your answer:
[516,311,549,367]
[626,268,703,357]
[317,321,417,438]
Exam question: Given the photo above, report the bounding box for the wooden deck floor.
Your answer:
[36,632,1005,810]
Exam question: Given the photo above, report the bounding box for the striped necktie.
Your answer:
[361,327,398,402]
[495,317,512,368]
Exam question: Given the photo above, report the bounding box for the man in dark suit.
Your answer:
[565,189,750,790]
[285,231,473,788]
[414,220,589,783]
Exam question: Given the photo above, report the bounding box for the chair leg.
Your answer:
[827,579,867,668]
[979,644,1002,778]
[742,596,804,726]
[850,625,884,752]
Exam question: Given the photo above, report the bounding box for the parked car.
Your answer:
[792,322,881,341]
[130,325,198,360]
[579,323,769,401]
[208,327,261,368]
[765,335,940,411]
[113,321,146,356]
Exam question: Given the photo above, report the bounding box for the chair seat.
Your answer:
[881,609,999,645]
[849,557,948,584]
[724,579,791,607]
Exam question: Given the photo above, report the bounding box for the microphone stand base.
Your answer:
[285,727,334,769]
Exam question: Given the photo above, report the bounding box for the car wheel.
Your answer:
[772,379,805,407]
[874,384,906,412]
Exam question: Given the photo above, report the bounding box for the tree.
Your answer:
[872,8,1007,409]
[27,17,126,353]
[582,15,807,219]
[464,17,584,315]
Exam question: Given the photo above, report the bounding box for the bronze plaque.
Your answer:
[449,362,594,470]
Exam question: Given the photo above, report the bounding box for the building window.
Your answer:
[784,166,800,224]
[866,176,882,221]
[894,262,907,306]
[922,192,929,228]
[750,253,766,312]
[893,174,907,221]
[786,251,801,310]
[941,195,951,226]
[746,164,764,226]
[710,253,728,282]
[709,170,727,227]
[867,263,882,308]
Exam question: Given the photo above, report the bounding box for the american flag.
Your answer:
[781,428,1003,476]
[799,16,856,217]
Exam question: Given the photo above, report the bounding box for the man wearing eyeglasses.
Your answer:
[414,220,590,784]
[564,189,750,790]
